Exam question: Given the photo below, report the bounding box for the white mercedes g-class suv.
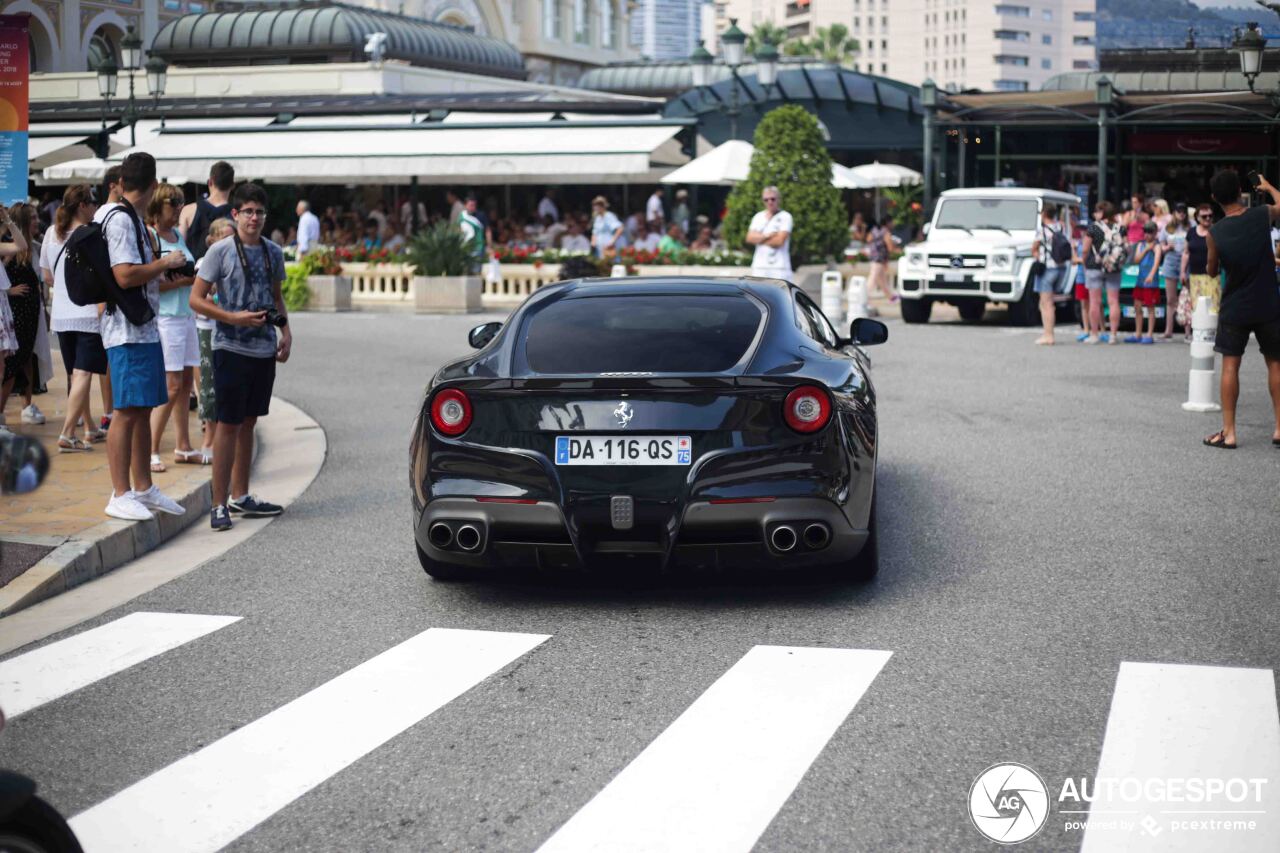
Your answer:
[896,187,1081,325]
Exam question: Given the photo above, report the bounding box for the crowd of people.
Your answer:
[3,156,291,530]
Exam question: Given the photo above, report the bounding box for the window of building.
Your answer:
[1042,9,1052,20]
[994,29,1030,42]
[1074,35,1095,46]
[543,0,561,40]
[994,79,1029,91]
[1073,59,1096,69]
[994,54,1029,66]
[994,4,1030,17]
[881,15,888,28]
[881,62,887,73]
[1042,34,1052,45]
[1074,11,1095,22]
[573,0,589,44]
[881,38,888,51]
[1041,58,1051,69]
[599,0,616,48]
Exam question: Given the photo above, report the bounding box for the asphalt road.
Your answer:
[3,306,1279,853]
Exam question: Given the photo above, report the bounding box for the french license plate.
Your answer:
[942,270,967,283]
[555,435,691,466]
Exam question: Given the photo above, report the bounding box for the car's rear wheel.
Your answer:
[900,297,932,324]
[843,491,879,583]
[416,542,470,581]
[1010,278,1040,326]
[957,300,985,323]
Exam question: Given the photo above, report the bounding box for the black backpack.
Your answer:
[59,204,155,327]
[1048,225,1074,265]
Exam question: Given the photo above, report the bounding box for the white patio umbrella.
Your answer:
[847,161,923,220]
[661,140,873,190]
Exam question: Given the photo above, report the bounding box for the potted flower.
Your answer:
[405,222,482,314]
[300,247,350,312]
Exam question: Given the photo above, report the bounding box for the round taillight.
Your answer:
[430,388,472,436]
[783,385,832,433]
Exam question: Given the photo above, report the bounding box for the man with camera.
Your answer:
[1203,169,1280,449]
[189,183,292,530]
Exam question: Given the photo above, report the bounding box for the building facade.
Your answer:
[710,0,1097,89]
[628,0,703,61]
[12,0,639,85]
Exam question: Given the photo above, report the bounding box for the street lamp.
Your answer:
[686,19,777,140]
[920,79,938,214]
[1233,22,1266,93]
[95,24,168,149]
[1095,76,1114,204]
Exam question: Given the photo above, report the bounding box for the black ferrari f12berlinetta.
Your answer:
[410,275,887,580]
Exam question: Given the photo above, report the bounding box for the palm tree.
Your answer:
[807,24,860,66]
[781,39,814,58]
[745,22,789,55]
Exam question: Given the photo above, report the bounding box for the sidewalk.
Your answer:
[0,349,213,614]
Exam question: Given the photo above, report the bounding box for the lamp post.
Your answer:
[95,25,168,150]
[1233,22,1266,93]
[920,79,938,214]
[687,18,778,141]
[1095,75,1113,205]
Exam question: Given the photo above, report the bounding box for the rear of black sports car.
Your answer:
[410,278,881,579]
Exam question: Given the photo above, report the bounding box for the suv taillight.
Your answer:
[783,385,832,433]
[430,388,472,436]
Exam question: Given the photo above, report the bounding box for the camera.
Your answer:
[1248,170,1263,190]
[168,261,196,280]
[262,307,288,328]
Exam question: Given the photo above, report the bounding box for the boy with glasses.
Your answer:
[746,187,793,283]
[189,183,292,529]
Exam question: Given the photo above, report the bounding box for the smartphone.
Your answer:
[1247,170,1263,189]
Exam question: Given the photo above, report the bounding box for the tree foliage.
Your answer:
[745,22,789,56]
[786,25,860,66]
[723,105,847,265]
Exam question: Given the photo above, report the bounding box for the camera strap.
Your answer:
[232,232,274,286]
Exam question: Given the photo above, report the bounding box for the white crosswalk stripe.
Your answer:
[0,611,241,718]
[68,626,550,853]
[1079,662,1280,853]
[535,645,893,853]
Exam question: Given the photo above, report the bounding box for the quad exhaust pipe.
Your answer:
[770,524,798,553]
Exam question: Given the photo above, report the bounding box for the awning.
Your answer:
[43,121,688,185]
[29,136,98,170]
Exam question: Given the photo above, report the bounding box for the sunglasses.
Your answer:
[164,198,184,207]
[1197,214,1212,220]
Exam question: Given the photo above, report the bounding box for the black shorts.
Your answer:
[57,331,108,375]
[1214,317,1280,359]
[213,349,275,425]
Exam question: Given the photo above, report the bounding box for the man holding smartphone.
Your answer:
[1203,169,1280,449]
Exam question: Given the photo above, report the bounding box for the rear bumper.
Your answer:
[415,496,869,573]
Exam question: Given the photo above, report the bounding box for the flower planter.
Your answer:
[414,275,483,314]
[305,275,351,312]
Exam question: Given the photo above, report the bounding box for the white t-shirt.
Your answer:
[99,202,160,349]
[40,228,100,334]
[1038,222,1064,269]
[646,193,664,223]
[537,196,559,222]
[749,209,794,274]
[297,210,321,252]
[634,233,660,253]
[561,233,590,253]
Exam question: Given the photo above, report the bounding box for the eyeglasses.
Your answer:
[762,197,779,202]
[237,208,267,219]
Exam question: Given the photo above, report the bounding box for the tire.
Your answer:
[0,794,84,853]
[900,297,932,324]
[1072,299,1083,326]
[846,491,879,583]
[415,542,471,581]
[957,301,985,323]
[1010,278,1040,326]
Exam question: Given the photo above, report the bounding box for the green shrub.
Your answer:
[405,222,473,276]
[282,263,310,312]
[723,105,848,265]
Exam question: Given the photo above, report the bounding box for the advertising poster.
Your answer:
[0,15,27,205]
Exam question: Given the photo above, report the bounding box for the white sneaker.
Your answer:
[21,404,45,424]
[106,492,154,521]
[130,485,186,516]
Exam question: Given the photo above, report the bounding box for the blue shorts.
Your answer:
[1034,265,1071,294]
[106,342,168,410]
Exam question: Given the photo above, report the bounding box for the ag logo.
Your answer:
[968,762,1049,845]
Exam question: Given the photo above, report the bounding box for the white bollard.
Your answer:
[846,275,869,322]
[1182,296,1221,413]
[610,264,628,278]
[820,270,844,320]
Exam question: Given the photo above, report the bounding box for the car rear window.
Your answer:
[523,294,763,374]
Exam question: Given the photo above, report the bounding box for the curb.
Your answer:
[0,484,213,616]
[0,396,290,617]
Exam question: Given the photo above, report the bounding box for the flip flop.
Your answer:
[173,449,204,465]
[150,453,167,473]
[1203,431,1237,450]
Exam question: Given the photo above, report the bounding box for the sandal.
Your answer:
[87,428,107,443]
[198,447,213,465]
[174,448,204,465]
[150,453,167,473]
[1203,431,1237,450]
[58,435,93,453]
